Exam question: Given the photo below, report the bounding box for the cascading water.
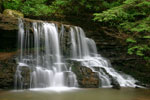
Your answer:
[69,27,137,87]
[15,19,137,89]
[15,19,78,89]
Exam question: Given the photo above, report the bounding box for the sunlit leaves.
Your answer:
[3,0,22,10]
[143,36,150,39]
[94,0,150,60]
[126,38,137,43]
[128,45,150,56]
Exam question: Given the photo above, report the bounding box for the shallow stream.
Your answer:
[0,88,150,100]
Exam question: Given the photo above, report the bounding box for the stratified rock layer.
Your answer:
[0,52,17,89]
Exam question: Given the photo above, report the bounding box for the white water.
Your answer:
[69,27,137,87]
[15,19,137,89]
[15,19,78,89]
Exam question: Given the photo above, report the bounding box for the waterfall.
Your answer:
[15,19,78,89]
[15,19,137,89]
[69,27,137,87]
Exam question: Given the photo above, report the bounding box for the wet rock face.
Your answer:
[74,66,100,88]
[93,67,120,89]
[71,61,100,88]
[19,66,30,89]
[0,14,18,30]
[68,60,121,89]
[0,55,17,89]
[111,78,120,89]
[0,52,30,89]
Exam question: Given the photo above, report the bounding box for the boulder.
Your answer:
[75,66,100,88]
[71,61,100,88]
[3,9,24,18]
[111,77,121,89]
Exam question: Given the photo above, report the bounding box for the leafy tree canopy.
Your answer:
[94,0,150,61]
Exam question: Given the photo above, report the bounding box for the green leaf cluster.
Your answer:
[3,0,22,10]
[94,0,150,61]
[3,0,54,16]
[126,36,150,61]
[128,45,150,56]
[94,0,150,33]
[126,38,136,43]
[21,0,52,16]
[2,0,124,16]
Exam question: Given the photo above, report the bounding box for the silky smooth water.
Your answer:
[0,88,150,100]
[16,19,137,89]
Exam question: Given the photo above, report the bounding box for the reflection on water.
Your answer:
[0,88,150,100]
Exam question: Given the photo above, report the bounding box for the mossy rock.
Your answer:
[3,9,24,18]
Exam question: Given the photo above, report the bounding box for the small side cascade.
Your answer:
[69,26,137,88]
[15,19,137,89]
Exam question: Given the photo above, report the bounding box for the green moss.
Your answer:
[3,9,24,18]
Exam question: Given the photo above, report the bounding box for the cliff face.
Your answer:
[0,14,150,89]
[0,52,17,89]
[0,14,17,89]
[0,14,18,51]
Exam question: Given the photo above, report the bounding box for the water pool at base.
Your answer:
[0,88,150,100]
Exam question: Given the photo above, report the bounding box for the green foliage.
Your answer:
[21,0,53,16]
[48,0,72,15]
[127,45,150,56]
[3,0,53,16]
[94,0,150,61]
[3,0,124,16]
[126,37,150,58]
[22,1,49,16]
[127,36,150,60]
[3,0,22,10]
[126,38,136,43]
[94,6,129,23]
[119,15,150,33]
[143,36,150,39]
[94,0,150,32]
[48,0,103,15]
[123,0,139,4]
